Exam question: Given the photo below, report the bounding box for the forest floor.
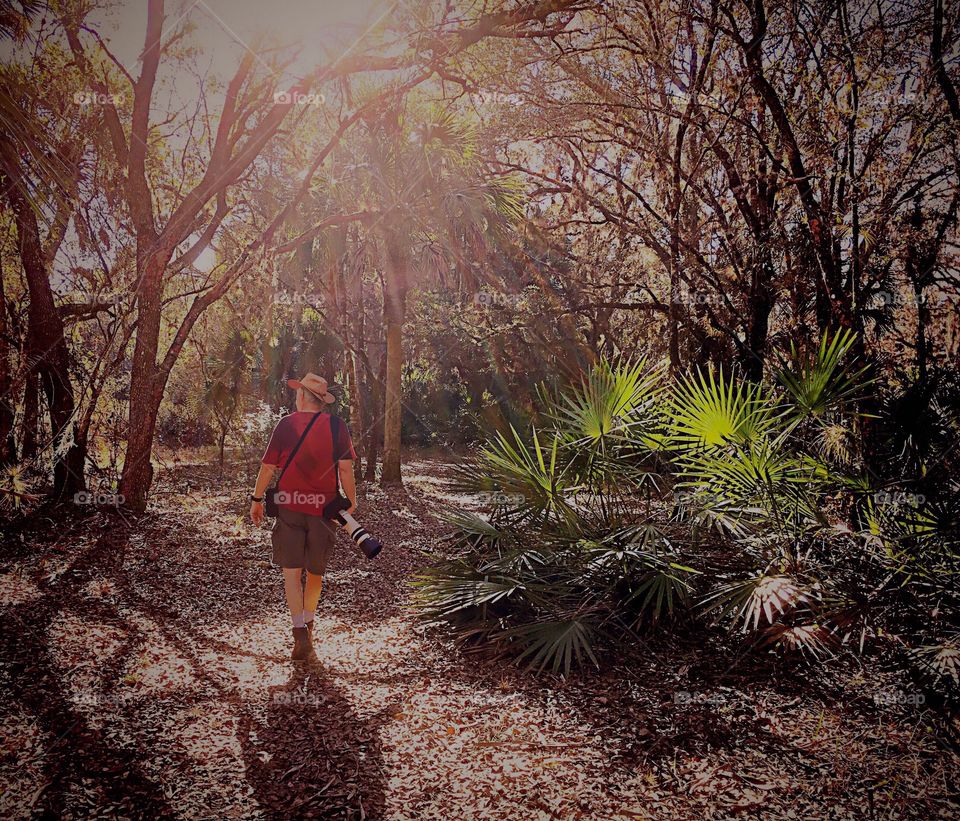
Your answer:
[0,452,957,820]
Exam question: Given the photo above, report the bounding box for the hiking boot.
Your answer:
[291,626,313,661]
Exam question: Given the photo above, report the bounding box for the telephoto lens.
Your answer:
[335,510,382,559]
[322,496,383,559]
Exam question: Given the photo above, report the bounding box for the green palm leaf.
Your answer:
[550,357,665,448]
[676,437,825,528]
[668,367,781,451]
[774,329,873,420]
[439,509,508,547]
[411,568,525,618]
[453,424,577,524]
[498,618,601,674]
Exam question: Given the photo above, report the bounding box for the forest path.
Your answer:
[0,458,621,820]
[0,456,954,819]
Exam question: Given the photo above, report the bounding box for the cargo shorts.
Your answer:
[271,506,337,575]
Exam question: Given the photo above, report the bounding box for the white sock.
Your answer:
[303,610,315,625]
[292,613,306,628]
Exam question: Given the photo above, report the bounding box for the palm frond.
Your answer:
[909,639,960,686]
[676,437,826,530]
[453,424,578,525]
[758,623,839,660]
[411,567,526,618]
[668,367,781,451]
[625,565,694,623]
[439,509,508,547]
[701,575,812,632]
[550,357,665,450]
[774,330,873,420]
[497,617,601,674]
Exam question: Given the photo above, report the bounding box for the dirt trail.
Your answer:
[0,457,955,819]
[0,460,617,819]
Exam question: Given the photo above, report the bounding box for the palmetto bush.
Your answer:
[412,334,960,690]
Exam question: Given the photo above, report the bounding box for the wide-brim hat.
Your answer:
[287,372,336,404]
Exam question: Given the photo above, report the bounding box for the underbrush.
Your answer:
[412,333,960,713]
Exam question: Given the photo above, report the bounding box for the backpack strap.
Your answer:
[331,414,342,496]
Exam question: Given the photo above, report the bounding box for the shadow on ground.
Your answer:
[0,504,388,819]
[239,658,389,819]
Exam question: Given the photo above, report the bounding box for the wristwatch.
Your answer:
[251,495,263,503]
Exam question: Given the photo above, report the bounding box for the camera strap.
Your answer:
[275,411,322,488]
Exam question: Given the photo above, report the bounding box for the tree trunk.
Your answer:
[20,371,38,461]
[365,339,386,483]
[119,252,168,511]
[349,251,367,483]
[380,317,404,484]
[741,257,775,383]
[0,271,15,464]
[0,141,84,499]
[347,351,365,481]
[65,428,88,494]
[380,228,407,486]
[120,383,164,511]
[668,264,681,375]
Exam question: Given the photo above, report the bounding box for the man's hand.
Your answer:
[250,464,276,526]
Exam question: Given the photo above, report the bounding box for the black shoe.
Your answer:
[291,627,312,661]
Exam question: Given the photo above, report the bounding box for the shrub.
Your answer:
[413,333,960,692]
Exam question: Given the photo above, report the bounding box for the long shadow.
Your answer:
[0,513,180,818]
[86,510,391,818]
[1,503,393,819]
[111,537,393,813]
[238,657,390,819]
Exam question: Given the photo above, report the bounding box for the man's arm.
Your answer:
[338,460,356,515]
[249,463,277,525]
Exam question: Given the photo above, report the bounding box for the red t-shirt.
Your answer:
[262,412,356,515]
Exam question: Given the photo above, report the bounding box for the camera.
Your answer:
[322,496,382,560]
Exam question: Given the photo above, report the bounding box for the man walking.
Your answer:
[250,373,357,661]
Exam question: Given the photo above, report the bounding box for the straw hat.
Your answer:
[287,372,336,404]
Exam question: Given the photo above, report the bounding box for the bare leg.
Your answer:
[283,567,305,626]
[303,572,323,616]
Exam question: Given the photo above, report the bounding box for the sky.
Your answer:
[82,0,405,274]
[0,0,434,278]
[89,0,398,86]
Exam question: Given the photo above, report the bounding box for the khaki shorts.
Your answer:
[271,507,337,575]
